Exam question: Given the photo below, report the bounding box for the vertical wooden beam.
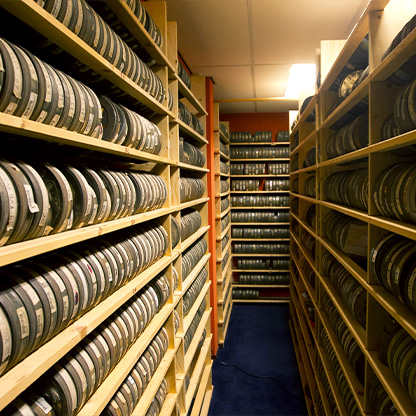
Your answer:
[206,77,218,355]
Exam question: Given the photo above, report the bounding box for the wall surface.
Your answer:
[220,112,289,136]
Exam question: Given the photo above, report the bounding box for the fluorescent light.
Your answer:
[284,64,316,99]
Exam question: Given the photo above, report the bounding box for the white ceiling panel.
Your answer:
[218,102,257,113]
[254,64,292,97]
[194,65,254,99]
[165,0,251,67]
[251,0,369,65]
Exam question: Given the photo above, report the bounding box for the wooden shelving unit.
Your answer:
[0,1,213,414]
[230,134,291,303]
[213,102,232,346]
[290,1,416,414]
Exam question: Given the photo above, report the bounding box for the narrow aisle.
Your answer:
[209,304,307,416]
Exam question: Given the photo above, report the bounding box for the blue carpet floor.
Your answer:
[208,304,307,416]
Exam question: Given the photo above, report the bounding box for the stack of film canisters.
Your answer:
[303,175,316,197]
[179,138,206,168]
[0,37,102,137]
[301,230,315,257]
[322,293,365,384]
[99,95,163,155]
[36,0,166,105]
[368,377,398,416]
[231,179,259,191]
[323,169,368,211]
[230,163,266,175]
[230,147,289,159]
[0,222,169,376]
[236,258,289,270]
[172,267,179,292]
[177,61,191,90]
[219,122,228,138]
[180,209,202,242]
[291,155,299,172]
[220,180,230,193]
[90,0,163,48]
[232,289,259,299]
[275,163,290,175]
[222,251,230,270]
[382,14,416,85]
[304,205,316,229]
[232,227,289,239]
[4,273,171,415]
[0,158,167,245]
[145,378,169,416]
[291,198,299,215]
[221,233,230,252]
[220,161,229,175]
[231,211,289,223]
[303,147,316,168]
[276,131,289,142]
[291,220,300,236]
[292,177,299,193]
[231,195,290,207]
[238,273,289,285]
[318,359,337,414]
[184,299,206,353]
[300,255,315,287]
[371,233,416,314]
[324,211,367,261]
[178,101,204,136]
[326,113,368,159]
[183,268,207,316]
[300,96,316,122]
[221,214,230,232]
[373,162,416,224]
[220,141,229,156]
[265,178,289,191]
[233,242,289,254]
[173,309,180,334]
[184,330,206,392]
[102,329,169,416]
[321,251,366,328]
[168,89,174,112]
[290,131,299,152]
[320,327,361,415]
[230,132,251,143]
[254,131,272,142]
[302,291,315,323]
[182,238,207,282]
[179,177,205,203]
[221,198,230,212]
[171,216,180,249]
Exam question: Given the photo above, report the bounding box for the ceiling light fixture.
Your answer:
[284,64,316,99]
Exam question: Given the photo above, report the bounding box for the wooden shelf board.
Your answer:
[230,142,290,146]
[179,254,211,297]
[176,118,208,144]
[177,76,208,116]
[289,193,316,204]
[219,151,230,161]
[215,172,230,177]
[217,205,231,220]
[216,239,232,263]
[230,190,289,194]
[177,226,210,253]
[318,146,369,167]
[0,113,176,165]
[230,174,290,178]
[183,283,211,334]
[215,191,230,198]
[218,223,231,241]
[178,197,210,210]
[290,128,316,156]
[178,162,209,173]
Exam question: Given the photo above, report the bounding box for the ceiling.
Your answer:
[165,0,369,113]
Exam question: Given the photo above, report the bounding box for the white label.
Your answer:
[36,275,57,314]
[23,184,39,213]
[58,367,77,415]
[69,357,87,404]
[35,397,53,414]
[16,307,29,339]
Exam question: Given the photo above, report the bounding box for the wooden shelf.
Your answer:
[219,151,230,160]
[177,118,208,144]
[178,162,210,173]
[215,191,231,198]
[217,239,232,263]
[177,77,208,116]
[219,130,230,144]
[217,206,231,220]
[178,197,210,210]
[218,223,231,241]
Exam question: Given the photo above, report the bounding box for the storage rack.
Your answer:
[212,103,232,346]
[289,1,416,415]
[230,133,291,303]
[0,1,213,415]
